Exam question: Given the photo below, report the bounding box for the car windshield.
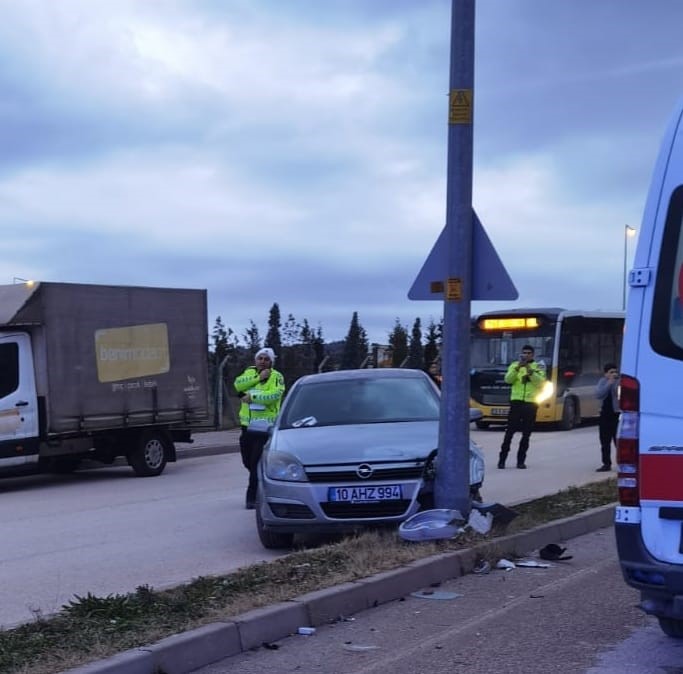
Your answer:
[280,376,440,429]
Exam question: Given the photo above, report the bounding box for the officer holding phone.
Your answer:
[498,344,546,469]
[595,362,620,472]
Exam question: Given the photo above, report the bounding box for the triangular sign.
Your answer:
[408,210,518,301]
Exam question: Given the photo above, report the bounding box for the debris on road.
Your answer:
[472,501,519,525]
[410,590,463,600]
[398,509,466,541]
[467,508,493,534]
[496,558,516,571]
[472,559,492,574]
[539,543,573,561]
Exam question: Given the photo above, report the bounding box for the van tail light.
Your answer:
[617,374,640,506]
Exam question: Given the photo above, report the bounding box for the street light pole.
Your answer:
[622,225,636,311]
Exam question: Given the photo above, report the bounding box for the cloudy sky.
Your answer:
[2,0,683,345]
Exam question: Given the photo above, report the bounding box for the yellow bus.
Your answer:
[469,308,624,430]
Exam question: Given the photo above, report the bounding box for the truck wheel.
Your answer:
[128,432,169,477]
[559,398,576,430]
[658,617,683,638]
[256,498,294,549]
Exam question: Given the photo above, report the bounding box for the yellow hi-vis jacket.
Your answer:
[504,360,546,403]
[234,366,285,426]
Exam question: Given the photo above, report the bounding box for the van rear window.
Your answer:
[651,185,683,357]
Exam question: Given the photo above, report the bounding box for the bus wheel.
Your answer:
[559,398,576,430]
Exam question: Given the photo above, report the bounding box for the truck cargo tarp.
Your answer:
[0,282,210,433]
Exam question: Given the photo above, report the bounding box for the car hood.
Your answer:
[271,420,438,463]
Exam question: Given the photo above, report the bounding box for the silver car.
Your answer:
[255,368,482,549]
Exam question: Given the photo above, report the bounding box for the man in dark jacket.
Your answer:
[595,362,620,472]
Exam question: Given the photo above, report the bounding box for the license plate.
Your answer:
[491,408,509,416]
[328,484,402,502]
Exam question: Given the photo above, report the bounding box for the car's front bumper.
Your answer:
[258,467,426,536]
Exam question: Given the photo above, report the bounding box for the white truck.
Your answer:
[0,281,210,477]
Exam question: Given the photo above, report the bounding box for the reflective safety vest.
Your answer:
[504,360,545,403]
[234,366,285,426]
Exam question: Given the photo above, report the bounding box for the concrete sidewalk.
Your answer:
[175,429,241,458]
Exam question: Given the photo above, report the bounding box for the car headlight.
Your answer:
[264,450,308,482]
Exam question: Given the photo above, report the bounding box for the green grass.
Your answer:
[0,478,617,674]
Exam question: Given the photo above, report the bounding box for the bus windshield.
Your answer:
[470,334,554,369]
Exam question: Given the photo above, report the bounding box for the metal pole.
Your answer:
[434,0,475,516]
[215,353,230,429]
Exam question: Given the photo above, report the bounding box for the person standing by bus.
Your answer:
[498,345,546,469]
[595,362,620,472]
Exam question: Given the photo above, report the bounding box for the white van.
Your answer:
[616,96,683,638]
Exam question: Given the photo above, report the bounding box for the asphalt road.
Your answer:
[0,424,611,629]
[193,528,665,674]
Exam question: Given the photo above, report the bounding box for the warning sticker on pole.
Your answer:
[449,89,472,125]
[446,278,463,301]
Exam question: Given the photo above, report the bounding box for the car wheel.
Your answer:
[559,398,576,430]
[658,617,683,638]
[256,498,294,549]
[475,420,490,430]
[127,431,169,477]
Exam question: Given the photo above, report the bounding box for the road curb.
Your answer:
[62,503,616,674]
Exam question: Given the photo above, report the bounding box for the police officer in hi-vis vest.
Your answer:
[234,347,285,509]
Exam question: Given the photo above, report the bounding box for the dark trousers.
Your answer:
[500,401,538,465]
[240,427,269,501]
[599,412,619,467]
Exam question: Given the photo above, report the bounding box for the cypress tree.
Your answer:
[407,317,424,369]
[265,303,282,355]
[341,312,368,369]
